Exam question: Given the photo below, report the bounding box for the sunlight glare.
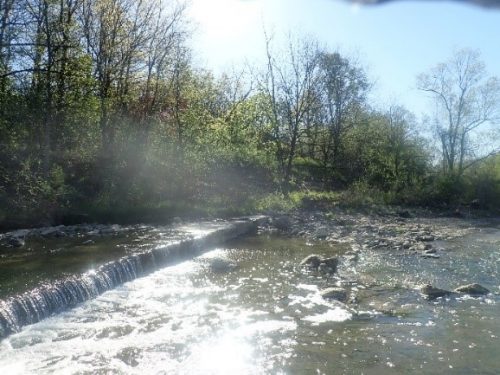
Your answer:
[189,0,264,69]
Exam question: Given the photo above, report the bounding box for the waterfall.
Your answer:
[0,218,260,340]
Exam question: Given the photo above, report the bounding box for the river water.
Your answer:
[0,221,499,374]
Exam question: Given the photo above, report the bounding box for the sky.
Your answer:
[187,0,500,118]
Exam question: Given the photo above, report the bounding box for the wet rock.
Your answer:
[420,284,452,299]
[99,224,121,235]
[320,287,348,303]
[300,254,322,269]
[319,257,339,273]
[417,234,435,242]
[415,243,433,251]
[314,227,330,239]
[272,215,292,231]
[39,227,61,237]
[53,230,67,238]
[420,253,440,259]
[454,283,490,295]
[207,257,238,273]
[4,236,25,248]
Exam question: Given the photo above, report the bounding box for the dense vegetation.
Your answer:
[0,0,499,228]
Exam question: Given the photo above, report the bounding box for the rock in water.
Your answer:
[300,254,322,269]
[314,227,329,239]
[272,215,292,231]
[420,284,452,299]
[454,283,490,295]
[320,287,348,303]
[208,257,238,273]
[5,236,25,248]
[320,257,339,273]
[416,235,435,242]
[421,253,440,259]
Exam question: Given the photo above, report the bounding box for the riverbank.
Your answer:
[2,188,498,233]
[2,200,498,249]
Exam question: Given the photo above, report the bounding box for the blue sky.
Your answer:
[188,0,500,117]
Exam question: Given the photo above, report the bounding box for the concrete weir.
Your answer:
[0,217,266,340]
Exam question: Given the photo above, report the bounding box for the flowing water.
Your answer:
[0,220,499,374]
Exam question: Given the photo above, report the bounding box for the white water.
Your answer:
[0,248,347,374]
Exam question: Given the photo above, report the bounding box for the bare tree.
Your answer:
[259,32,321,189]
[0,0,18,94]
[79,0,188,151]
[418,48,500,177]
[317,51,369,181]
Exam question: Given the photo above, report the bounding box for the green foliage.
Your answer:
[0,3,497,227]
[253,193,298,213]
[339,180,387,207]
[463,155,500,209]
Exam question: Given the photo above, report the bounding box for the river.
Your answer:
[0,217,499,374]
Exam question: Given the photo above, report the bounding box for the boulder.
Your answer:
[416,242,432,251]
[319,257,339,273]
[417,235,435,242]
[454,283,490,295]
[99,224,121,235]
[53,230,67,238]
[300,254,322,269]
[314,227,330,239]
[421,253,440,259]
[421,248,439,258]
[420,284,452,299]
[320,287,348,303]
[272,215,292,231]
[39,227,59,237]
[4,236,25,248]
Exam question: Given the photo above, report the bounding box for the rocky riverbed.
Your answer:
[265,208,479,251]
[262,208,499,306]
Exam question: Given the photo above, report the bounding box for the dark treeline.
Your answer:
[0,0,499,228]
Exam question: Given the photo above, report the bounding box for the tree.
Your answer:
[418,48,500,177]
[80,0,186,151]
[376,105,428,191]
[258,33,321,189]
[316,51,369,184]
